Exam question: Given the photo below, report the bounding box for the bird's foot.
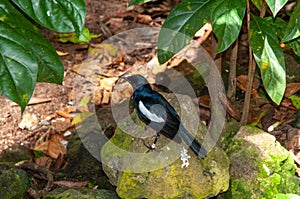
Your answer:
[141,139,162,153]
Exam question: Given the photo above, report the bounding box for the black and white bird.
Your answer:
[121,74,207,158]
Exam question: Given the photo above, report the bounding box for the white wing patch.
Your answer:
[138,101,165,123]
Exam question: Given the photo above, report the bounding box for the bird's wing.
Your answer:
[138,100,166,123]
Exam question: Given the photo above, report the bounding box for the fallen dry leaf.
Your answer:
[237,75,260,97]
[56,106,76,118]
[52,118,73,132]
[34,134,67,159]
[53,180,88,188]
[35,156,52,169]
[284,82,300,97]
[194,22,212,44]
[137,14,152,24]
[48,134,67,159]
[280,98,297,110]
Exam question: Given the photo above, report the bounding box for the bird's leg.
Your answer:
[141,134,161,153]
[151,134,160,149]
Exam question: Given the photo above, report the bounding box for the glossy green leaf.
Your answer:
[158,0,212,64]
[251,0,263,10]
[56,27,101,44]
[250,16,286,105]
[0,0,64,111]
[275,193,300,199]
[269,17,300,57]
[11,0,86,35]
[129,0,152,6]
[265,0,288,17]
[289,95,300,109]
[0,0,38,111]
[286,39,300,57]
[211,0,246,53]
[283,1,300,42]
[32,31,64,84]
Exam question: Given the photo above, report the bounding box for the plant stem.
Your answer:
[240,0,266,125]
[211,34,222,72]
[227,39,238,100]
[240,0,256,125]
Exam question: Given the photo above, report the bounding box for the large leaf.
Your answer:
[283,1,300,42]
[158,0,212,64]
[250,16,286,105]
[30,30,64,83]
[0,0,64,111]
[11,0,86,35]
[211,0,246,53]
[129,0,152,6]
[251,0,263,10]
[286,39,300,57]
[0,0,38,111]
[265,0,288,17]
[271,17,300,57]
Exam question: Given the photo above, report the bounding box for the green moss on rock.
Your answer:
[0,168,31,199]
[102,94,230,198]
[221,126,300,199]
[102,125,230,198]
[116,147,229,199]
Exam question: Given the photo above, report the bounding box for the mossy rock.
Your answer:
[102,125,229,199]
[0,168,31,199]
[220,126,300,199]
[102,109,229,197]
[101,93,229,198]
[55,132,113,190]
[0,145,33,163]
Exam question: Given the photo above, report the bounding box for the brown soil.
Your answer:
[0,0,165,152]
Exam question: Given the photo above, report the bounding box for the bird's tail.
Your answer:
[178,125,207,158]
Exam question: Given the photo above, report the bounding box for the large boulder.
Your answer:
[221,126,300,198]
[101,94,229,199]
[102,126,230,199]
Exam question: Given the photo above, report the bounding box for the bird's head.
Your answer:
[121,74,150,90]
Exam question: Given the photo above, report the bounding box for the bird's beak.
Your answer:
[119,75,134,89]
[120,75,128,80]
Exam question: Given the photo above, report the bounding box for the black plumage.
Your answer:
[121,74,207,158]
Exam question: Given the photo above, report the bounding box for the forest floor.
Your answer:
[1,0,300,179]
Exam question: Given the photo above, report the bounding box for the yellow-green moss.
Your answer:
[116,147,229,199]
[220,126,300,199]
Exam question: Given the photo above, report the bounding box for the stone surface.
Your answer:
[220,126,300,199]
[0,168,31,199]
[55,132,114,190]
[102,126,230,199]
[0,144,33,163]
[101,94,229,199]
